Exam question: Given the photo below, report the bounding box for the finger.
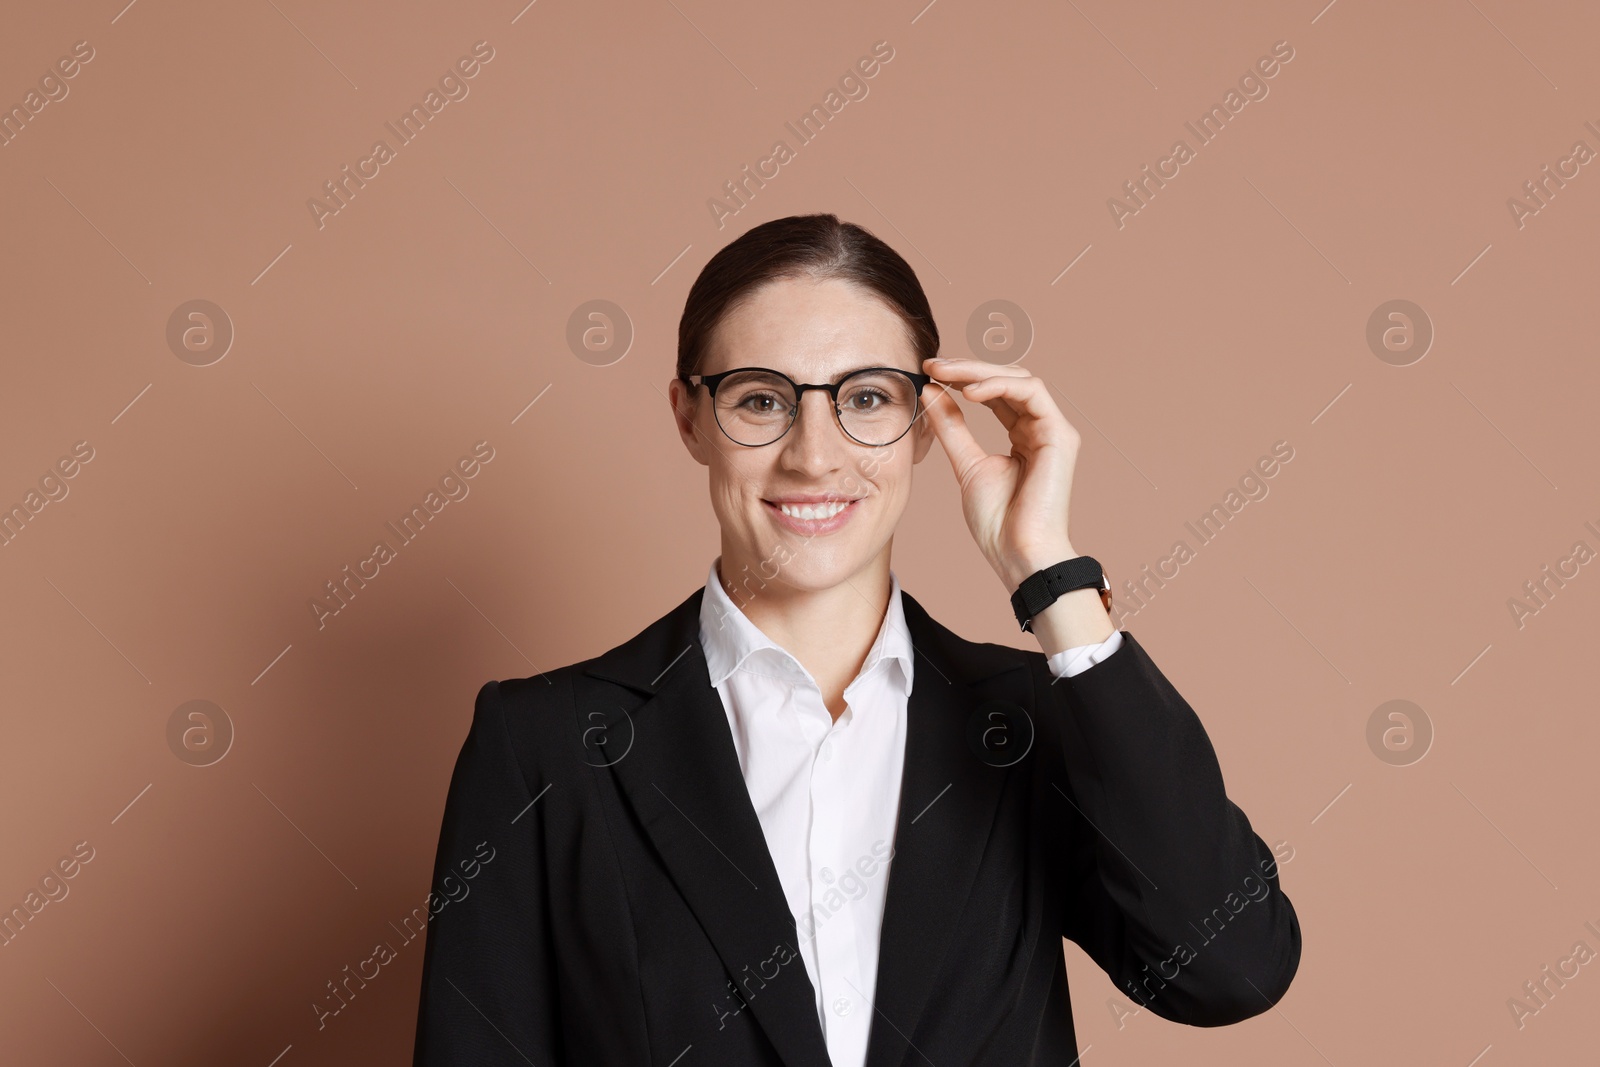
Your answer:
[920,380,992,478]
[923,357,1030,382]
[963,384,1020,431]
[926,359,1035,431]
[959,374,1077,441]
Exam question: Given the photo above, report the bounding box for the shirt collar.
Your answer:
[698,555,914,694]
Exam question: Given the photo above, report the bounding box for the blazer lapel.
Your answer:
[583,588,835,1067]
[862,590,1031,1067]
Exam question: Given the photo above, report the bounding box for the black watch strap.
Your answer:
[1010,556,1109,632]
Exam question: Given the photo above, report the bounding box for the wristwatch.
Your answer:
[1010,556,1112,633]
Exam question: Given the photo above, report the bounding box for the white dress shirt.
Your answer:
[698,557,1123,1067]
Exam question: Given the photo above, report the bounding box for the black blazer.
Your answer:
[413,586,1301,1066]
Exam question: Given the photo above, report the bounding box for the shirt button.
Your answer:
[833,996,853,1016]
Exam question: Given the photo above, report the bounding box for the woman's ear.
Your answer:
[910,398,936,464]
[668,378,712,466]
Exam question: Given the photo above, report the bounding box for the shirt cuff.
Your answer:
[1045,629,1125,679]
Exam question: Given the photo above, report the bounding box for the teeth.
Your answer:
[778,500,850,520]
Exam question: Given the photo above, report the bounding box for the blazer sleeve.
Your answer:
[1040,632,1302,1026]
[413,679,566,1066]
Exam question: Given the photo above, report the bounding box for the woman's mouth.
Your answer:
[762,498,861,535]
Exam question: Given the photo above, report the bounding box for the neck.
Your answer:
[715,542,893,694]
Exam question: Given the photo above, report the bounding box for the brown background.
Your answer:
[2,0,1597,1063]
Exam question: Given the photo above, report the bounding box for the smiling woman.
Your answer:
[413,213,1302,1067]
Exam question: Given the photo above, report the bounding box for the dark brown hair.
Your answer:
[675,213,940,382]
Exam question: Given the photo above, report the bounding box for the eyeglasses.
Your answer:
[680,366,933,448]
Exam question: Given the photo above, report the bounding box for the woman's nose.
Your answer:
[781,391,848,465]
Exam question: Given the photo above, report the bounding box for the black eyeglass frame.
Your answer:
[679,365,934,448]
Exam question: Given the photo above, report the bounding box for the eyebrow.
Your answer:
[758,363,910,383]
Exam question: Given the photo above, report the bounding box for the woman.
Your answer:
[413,214,1301,1066]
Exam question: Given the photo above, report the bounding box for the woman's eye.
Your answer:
[850,390,887,409]
[741,393,779,412]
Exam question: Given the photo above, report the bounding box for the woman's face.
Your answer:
[668,274,936,595]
